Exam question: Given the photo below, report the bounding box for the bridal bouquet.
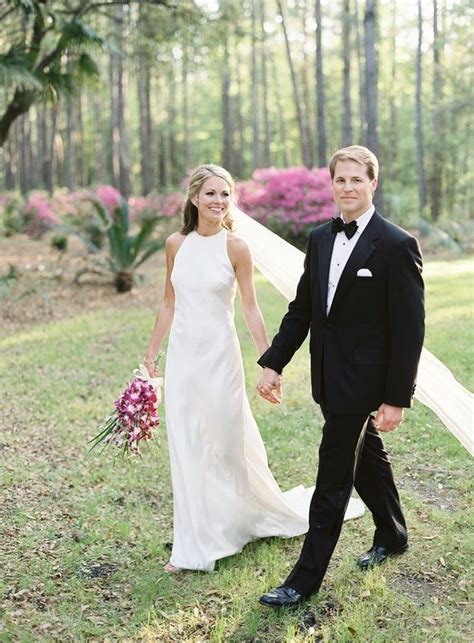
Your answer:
[89,365,163,457]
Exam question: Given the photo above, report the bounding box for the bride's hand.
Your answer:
[143,358,160,378]
[257,368,283,404]
[146,364,158,377]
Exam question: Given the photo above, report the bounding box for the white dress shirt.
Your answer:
[326,205,375,314]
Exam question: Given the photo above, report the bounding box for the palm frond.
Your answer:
[129,217,160,262]
[74,52,100,79]
[58,19,104,51]
[0,45,43,90]
[114,196,130,238]
[37,66,75,100]
[134,239,166,269]
[11,0,36,18]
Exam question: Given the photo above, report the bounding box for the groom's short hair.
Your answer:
[329,145,379,181]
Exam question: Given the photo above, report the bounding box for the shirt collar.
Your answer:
[340,205,375,237]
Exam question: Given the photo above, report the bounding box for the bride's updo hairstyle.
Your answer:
[181,164,235,235]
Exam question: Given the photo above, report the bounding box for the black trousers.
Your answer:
[285,405,407,597]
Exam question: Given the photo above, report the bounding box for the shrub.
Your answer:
[88,194,166,292]
[237,166,336,248]
[0,193,26,237]
[0,264,19,300]
[128,192,183,223]
[51,234,68,251]
[23,192,62,238]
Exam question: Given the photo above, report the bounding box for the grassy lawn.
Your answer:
[0,257,473,641]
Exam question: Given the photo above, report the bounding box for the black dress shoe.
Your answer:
[259,585,305,608]
[357,543,409,570]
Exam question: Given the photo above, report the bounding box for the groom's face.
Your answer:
[332,160,377,222]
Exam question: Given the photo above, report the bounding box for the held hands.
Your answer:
[257,368,283,404]
[374,404,404,432]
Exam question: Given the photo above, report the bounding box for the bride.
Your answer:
[143,164,364,573]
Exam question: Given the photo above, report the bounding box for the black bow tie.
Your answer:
[331,217,358,239]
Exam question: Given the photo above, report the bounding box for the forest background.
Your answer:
[1,0,472,234]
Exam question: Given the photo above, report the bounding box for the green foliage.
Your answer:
[0,263,19,299]
[0,44,43,90]
[51,233,68,251]
[90,196,165,292]
[0,193,25,236]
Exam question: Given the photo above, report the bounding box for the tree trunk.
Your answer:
[431,0,443,220]
[415,0,427,211]
[39,103,52,191]
[0,89,35,148]
[92,91,105,185]
[168,66,179,185]
[387,2,397,186]
[65,53,75,191]
[77,91,86,186]
[159,128,167,189]
[222,32,233,173]
[315,0,327,166]
[4,135,16,190]
[116,9,131,198]
[138,58,153,195]
[19,112,33,194]
[251,0,260,171]
[30,106,40,189]
[278,0,312,168]
[115,270,134,293]
[47,104,58,195]
[364,0,383,209]
[183,45,192,173]
[260,0,272,167]
[109,55,119,187]
[234,38,246,178]
[300,0,313,166]
[341,0,353,146]
[271,56,290,167]
[354,0,366,144]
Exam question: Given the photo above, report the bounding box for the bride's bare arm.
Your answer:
[229,236,269,356]
[143,233,184,374]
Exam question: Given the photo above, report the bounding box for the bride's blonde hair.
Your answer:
[181,164,235,234]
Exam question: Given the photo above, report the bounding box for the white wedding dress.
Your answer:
[164,229,365,571]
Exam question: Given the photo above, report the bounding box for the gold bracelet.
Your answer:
[143,356,157,365]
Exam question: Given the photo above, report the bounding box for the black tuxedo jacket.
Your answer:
[258,212,425,414]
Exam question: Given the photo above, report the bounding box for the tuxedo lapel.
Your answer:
[327,213,382,319]
[318,230,335,316]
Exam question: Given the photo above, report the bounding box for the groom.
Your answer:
[257,145,425,607]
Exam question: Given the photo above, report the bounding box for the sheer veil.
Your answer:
[233,208,473,456]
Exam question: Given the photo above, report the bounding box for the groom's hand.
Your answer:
[257,368,282,404]
[374,404,404,432]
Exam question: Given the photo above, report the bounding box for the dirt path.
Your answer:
[0,234,166,333]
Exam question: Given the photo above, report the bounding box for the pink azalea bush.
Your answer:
[237,166,336,247]
[24,192,62,238]
[128,192,183,223]
[94,185,122,213]
[90,375,161,457]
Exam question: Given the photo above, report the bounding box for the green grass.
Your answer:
[0,258,473,641]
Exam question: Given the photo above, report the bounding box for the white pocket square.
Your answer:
[357,268,373,277]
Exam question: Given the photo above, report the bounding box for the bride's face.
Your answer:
[195,176,231,225]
